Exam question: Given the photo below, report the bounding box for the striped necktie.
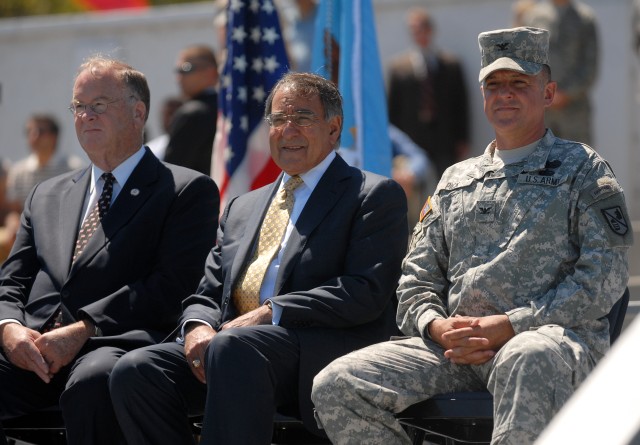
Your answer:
[73,172,116,262]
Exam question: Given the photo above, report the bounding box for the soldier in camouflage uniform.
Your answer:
[523,0,598,145]
[311,27,632,445]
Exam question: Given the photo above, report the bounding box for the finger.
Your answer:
[444,340,489,356]
[443,323,486,339]
[464,336,491,347]
[444,337,490,354]
[441,328,477,341]
[25,345,50,377]
[447,348,495,365]
[33,368,52,383]
[28,356,51,383]
[189,358,206,384]
[195,367,206,384]
[49,360,62,375]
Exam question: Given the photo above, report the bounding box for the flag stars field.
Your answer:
[233,55,248,72]
[211,0,289,209]
[263,55,280,73]
[252,86,266,103]
[231,26,247,43]
[262,27,280,44]
[252,58,264,73]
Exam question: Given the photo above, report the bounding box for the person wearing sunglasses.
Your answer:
[163,45,219,176]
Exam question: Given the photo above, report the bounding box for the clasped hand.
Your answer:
[429,314,515,365]
[0,321,93,383]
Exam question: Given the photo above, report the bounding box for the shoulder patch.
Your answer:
[591,177,620,200]
[419,196,432,222]
[601,207,629,236]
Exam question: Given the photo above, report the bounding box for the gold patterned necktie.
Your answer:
[73,172,116,262]
[233,175,303,315]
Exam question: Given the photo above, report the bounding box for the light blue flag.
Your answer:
[311,0,392,177]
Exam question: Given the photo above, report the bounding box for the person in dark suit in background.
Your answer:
[110,72,409,444]
[164,45,219,175]
[0,56,219,445]
[387,7,469,179]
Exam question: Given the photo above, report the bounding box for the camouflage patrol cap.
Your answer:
[478,26,549,82]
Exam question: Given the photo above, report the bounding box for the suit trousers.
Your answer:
[110,325,302,445]
[0,345,127,445]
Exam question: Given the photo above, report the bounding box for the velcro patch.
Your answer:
[601,206,629,236]
[475,200,495,222]
[419,196,432,222]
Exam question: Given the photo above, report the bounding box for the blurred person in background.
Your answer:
[146,96,184,161]
[164,45,218,175]
[523,0,599,145]
[387,7,470,180]
[6,114,84,214]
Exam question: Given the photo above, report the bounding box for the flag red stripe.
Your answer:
[73,0,149,10]
[251,159,281,190]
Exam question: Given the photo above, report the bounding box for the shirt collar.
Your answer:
[281,150,336,191]
[89,146,146,193]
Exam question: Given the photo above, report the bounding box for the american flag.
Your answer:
[212,0,290,210]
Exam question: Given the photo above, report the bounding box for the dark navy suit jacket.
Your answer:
[0,148,219,350]
[180,154,408,430]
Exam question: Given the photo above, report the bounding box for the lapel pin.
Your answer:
[130,188,140,196]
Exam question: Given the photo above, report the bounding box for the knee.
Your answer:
[495,330,571,379]
[206,328,252,364]
[110,349,160,397]
[312,357,357,407]
[208,328,242,352]
[62,356,114,410]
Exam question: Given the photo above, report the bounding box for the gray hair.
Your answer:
[264,72,343,147]
[76,55,151,122]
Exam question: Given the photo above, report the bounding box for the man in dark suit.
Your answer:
[110,72,408,444]
[0,56,219,445]
[387,7,469,179]
[163,45,218,175]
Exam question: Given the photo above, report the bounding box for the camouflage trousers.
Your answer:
[312,325,595,445]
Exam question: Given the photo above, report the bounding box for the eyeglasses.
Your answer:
[175,62,209,75]
[265,111,318,128]
[68,96,135,116]
[68,98,121,116]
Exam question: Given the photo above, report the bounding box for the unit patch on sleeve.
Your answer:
[601,206,629,236]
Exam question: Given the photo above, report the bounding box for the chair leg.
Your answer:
[404,425,428,445]
[414,431,427,445]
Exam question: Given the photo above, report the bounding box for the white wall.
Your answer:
[0,2,222,164]
[1,0,638,217]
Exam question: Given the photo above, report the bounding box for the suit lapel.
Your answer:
[275,156,351,292]
[69,151,160,275]
[60,167,92,275]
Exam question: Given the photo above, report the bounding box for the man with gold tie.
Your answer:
[110,72,409,444]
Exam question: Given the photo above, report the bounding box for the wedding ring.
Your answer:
[192,359,201,368]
